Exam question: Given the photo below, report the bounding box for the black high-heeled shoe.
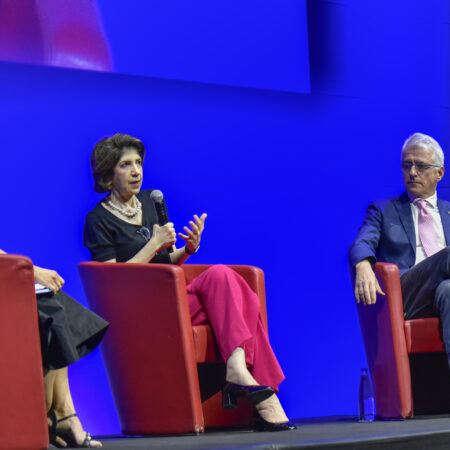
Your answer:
[222,382,275,410]
[253,411,297,432]
[48,409,97,448]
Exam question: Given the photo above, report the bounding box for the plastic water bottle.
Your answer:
[358,368,375,422]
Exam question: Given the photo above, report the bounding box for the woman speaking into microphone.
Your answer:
[83,133,294,431]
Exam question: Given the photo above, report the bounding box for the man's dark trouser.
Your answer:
[401,247,450,365]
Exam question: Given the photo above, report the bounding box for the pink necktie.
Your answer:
[416,199,442,257]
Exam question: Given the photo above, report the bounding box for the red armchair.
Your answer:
[77,262,268,435]
[356,262,450,418]
[0,255,48,450]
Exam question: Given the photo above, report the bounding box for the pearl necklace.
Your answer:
[106,195,142,218]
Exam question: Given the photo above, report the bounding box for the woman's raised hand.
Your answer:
[152,222,177,251]
[179,213,207,253]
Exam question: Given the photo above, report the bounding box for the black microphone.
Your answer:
[150,190,173,253]
[150,190,169,226]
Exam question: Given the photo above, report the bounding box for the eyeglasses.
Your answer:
[136,226,151,241]
[400,162,441,173]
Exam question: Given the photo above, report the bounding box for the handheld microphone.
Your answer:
[150,190,169,226]
[150,190,173,253]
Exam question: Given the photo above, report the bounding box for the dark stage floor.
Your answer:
[49,415,450,449]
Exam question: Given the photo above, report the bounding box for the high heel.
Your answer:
[253,411,297,432]
[48,409,68,448]
[48,410,98,448]
[222,382,275,410]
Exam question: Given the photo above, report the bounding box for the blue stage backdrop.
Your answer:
[0,0,448,435]
[96,0,310,93]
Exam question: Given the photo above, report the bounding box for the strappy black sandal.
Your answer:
[48,409,68,448]
[48,410,97,448]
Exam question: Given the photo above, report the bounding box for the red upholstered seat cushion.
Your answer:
[192,325,221,363]
[404,318,444,353]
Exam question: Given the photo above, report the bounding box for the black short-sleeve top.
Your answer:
[83,189,172,264]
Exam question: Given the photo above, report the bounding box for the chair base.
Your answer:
[410,353,450,415]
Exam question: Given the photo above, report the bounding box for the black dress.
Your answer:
[83,189,171,263]
[37,289,109,370]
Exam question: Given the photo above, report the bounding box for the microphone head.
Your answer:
[150,189,164,204]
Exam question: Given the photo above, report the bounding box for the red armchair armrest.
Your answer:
[0,255,48,450]
[356,262,413,418]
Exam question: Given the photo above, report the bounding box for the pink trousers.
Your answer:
[186,265,285,391]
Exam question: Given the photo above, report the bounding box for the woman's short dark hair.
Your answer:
[91,133,146,193]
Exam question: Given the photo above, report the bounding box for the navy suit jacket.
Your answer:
[348,192,450,275]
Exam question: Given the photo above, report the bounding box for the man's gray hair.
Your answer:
[401,132,444,167]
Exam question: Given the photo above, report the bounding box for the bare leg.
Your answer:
[226,347,289,423]
[44,370,57,412]
[48,367,102,448]
[45,370,68,448]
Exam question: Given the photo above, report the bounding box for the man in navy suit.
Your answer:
[349,132,450,363]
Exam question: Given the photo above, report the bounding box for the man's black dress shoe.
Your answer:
[253,411,297,432]
[222,382,275,409]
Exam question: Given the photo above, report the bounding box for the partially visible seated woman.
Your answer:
[0,249,109,447]
[83,133,295,431]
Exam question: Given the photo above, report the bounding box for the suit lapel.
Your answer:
[437,198,450,245]
[394,192,416,251]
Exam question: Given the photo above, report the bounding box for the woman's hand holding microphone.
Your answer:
[151,222,177,252]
